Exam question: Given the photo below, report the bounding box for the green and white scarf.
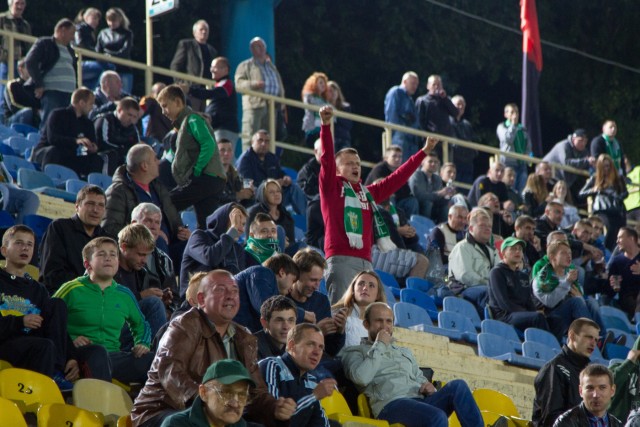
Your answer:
[343,182,396,252]
[245,237,279,264]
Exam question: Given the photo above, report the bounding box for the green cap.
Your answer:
[201,359,256,386]
[501,236,526,252]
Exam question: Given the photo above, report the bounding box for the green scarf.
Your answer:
[245,237,279,264]
[532,256,581,294]
[506,120,527,165]
[343,182,396,252]
[602,134,622,172]
[389,202,400,227]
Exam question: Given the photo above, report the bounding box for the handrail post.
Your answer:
[145,5,153,96]
[268,98,276,153]
[383,127,392,152]
[442,140,449,164]
[7,33,14,82]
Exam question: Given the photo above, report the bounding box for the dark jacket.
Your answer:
[25,36,75,89]
[467,175,509,207]
[0,11,31,62]
[3,76,40,118]
[297,157,320,201]
[532,345,591,427]
[247,181,295,244]
[34,105,95,156]
[289,291,345,358]
[365,161,413,202]
[255,329,285,360]
[305,198,324,250]
[235,148,285,188]
[179,203,247,293]
[103,165,182,240]
[95,27,133,72]
[114,265,161,302]
[553,402,621,427]
[190,77,238,132]
[450,116,478,166]
[39,214,106,294]
[170,39,217,80]
[415,93,457,137]
[488,262,537,321]
[94,111,140,157]
[130,307,280,427]
[74,22,96,50]
[89,87,134,120]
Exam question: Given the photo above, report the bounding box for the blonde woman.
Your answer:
[96,7,133,92]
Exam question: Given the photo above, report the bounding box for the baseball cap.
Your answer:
[202,359,256,386]
[572,129,587,138]
[501,236,526,252]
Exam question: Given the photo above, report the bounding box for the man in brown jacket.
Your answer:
[131,269,296,427]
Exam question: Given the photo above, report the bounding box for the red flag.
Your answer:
[521,0,543,156]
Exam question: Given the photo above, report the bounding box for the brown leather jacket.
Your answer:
[131,307,281,426]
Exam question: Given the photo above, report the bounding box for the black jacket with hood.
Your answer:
[246,181,295,245]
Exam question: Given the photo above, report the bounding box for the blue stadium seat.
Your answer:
[590,344,609,365]
[318,278,327,295]
[180,210,197,232]
[375,269,401,298]
[481,319,522,353]
[409,214,435,250]
[393,302,431,329]
[605,343,631,360]
[23,214,52,242]
[66,179,88,194]
[6,136,35,158]
[87,172,113,190]
[26,132,40,145]
[0,143,16,156]
[10,123,38,136]
[409,214,436,232]
[607,327,636,347]
[17,168,77,203]
[405,277,435,294]
[382,284,396,307]
[522,341,556,364]
[292,213,306,232]
[442,296,482,330]
[523,327,561,353]
[3,154,34,180]
[281,166,298,182]
[438,311,478,343]
[0,210,15,229]
[294,226,305,242]
[400,288,438,322]
[477,332,545,370]
[609,358,625,367]
[600,306,634,333]
[44,164,79,188]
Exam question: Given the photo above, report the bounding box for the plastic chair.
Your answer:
[87,172,113,190]
[17,168,77,203]
[0,210,15,229]
[0,359,12,370]
[22,214,52,243]
[37,403,102,427]
[0,396,27,427]
[522,341,556,363]
[605,343,631,360]
[481,319,522,353]
[44,164,80,188]
[3,154,35,179]
[523,327,561,353]
[438,311,478,343]
[400,288,438,321]
[66,178,89,194]
[292,213,307,232]
[72,379,133,426]
[180,210,197,232]
[382,284,396,307]
[6,136,35,157]
[281,166,298,182]
[409,214,436,232]
[442,296,482,330]
[0,368,64,413]
[477,333,545,370]
[607,327,636,347]
[393,302,432,329]
[0,143,16,156]
[405,277,435,294]
[472,388,530,427]
[26,132,40,145]
[600,306,634,333]
[320,390,390,427]
[356,394,403,427]
[375,269,401,298]
[10,123,38,136]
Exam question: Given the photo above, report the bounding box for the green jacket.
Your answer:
[171,107,225,186]
[53,275,151,352]
[160,396,247,427]
[609,336,640,421]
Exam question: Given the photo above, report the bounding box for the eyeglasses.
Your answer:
[206,386,250,405]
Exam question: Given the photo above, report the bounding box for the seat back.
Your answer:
[400,288,438,321]
[281,166,298,182]
[523,327,562,352]
[522,341,556,363]
[477,332,513,359]
[0,142,15,156]
[600,306,634,333]
[382,284,396,307]
[0,396,27,427]
[405,277,435,293]
[393,302,430,328]
[72,379,133,420]
[22,214,52,242]
[0,210,15,229]
[601,315,633,334]
[87,172,112,190]
[6,136,34,157]
[0,368,64,413]
[3,154,34,179]
[442,296,482,329]
[356,393,373,418]
[117,415,132,427]
[375,269,400,291]
[10,123,38,136]
[0,360,12,370]
[481,319,522,345]
[66,178,89,194]
[17,168,54,190]
[320,390,353,417]
[605,343,631,360]
[472,388,521,418]
[439,311,476,334]
[180,210,197,232]
[37,403,102,427]
[44,164,79,187]
[26,132,40,145]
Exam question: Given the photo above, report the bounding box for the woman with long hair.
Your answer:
[332,270,387,347]
[522,173,551,217]
[96,7,134,93]
[326,80,352,151]
[301,72,330,146]
[579,154,628,250]
[246,179,295,247]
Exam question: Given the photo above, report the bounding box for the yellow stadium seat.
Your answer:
[0,360,12,371]
[0,368,64,413]
[117,415,132,427]
[0,396,27,427]
[320,390,392,427]
[72,378,133,426]
[472,388,531,427]
[37,403,103,427]
[450,410,517,427]
[357,394,404,427]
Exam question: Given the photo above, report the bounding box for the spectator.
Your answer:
[234,253,300,333]
[140,82,172,143]
[53,236,153,384]
[536,161,556,192]
[25,18,76,130]
[305,198,324,250]
[449,94,477,184]
[246,179,295,247]
[74,8,109,91]
[326,80,352,151]
[415,74,458,160]
[409,152,452,223]
[497,103,531,193]
[32,87,103,177]
[477,192,514,238]
[0,0,31,116]
[96,8,134,93]
[366,145,419,218]
[503,166,524,213]
[579,154,628,250]
[384,71,420,161]
[588,216,611,263]
[607,227,640,318]
[535,201,569,252]
[94,96,141,174]
[448,208,500,316]
[428,204,468,265]
[522,173,552,218]
[234,37,285,150]
[376,196,424,254]
[339,302,485,427]
[180,203,249,291]
[513,215,543,273]
[438,162,468,208]
[467,161,509,207]
[542,129,594,203]
[259,323,334,426]
[160,359,256,427]
[244,212,279,265]
[39,185,107,294]
[157,84,227,230]
[217,138,254,206]
[610,335,640,422]
[256,295,298,359]
[551,180,580,228]
[301,71,330,146]
[532,318,601,427]
[3,58,40,126]
[236,129,307,216]
[318,106,438,303]
[331,270,387,347]
[130,270,295,427]
[554,364,621,427]
[532,241,605,340]
[103,143,187,252]
[591,120,625,178]
[170,20,217,112]
[297,138,321,201]
[0,225,100,390]
[488,236,549,331]
[90,70,132,120]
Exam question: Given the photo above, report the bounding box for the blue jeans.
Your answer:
[461,285,488,319]
[397,196,419,219]
[120,72,133,94]
[109,350,154,384]
[513,163,528,194]
[40,90,71,131]
[377,379,483,427]
[547,296,606,341]
[120,296,167,351]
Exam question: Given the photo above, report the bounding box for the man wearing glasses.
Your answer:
[160,359,255,427]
